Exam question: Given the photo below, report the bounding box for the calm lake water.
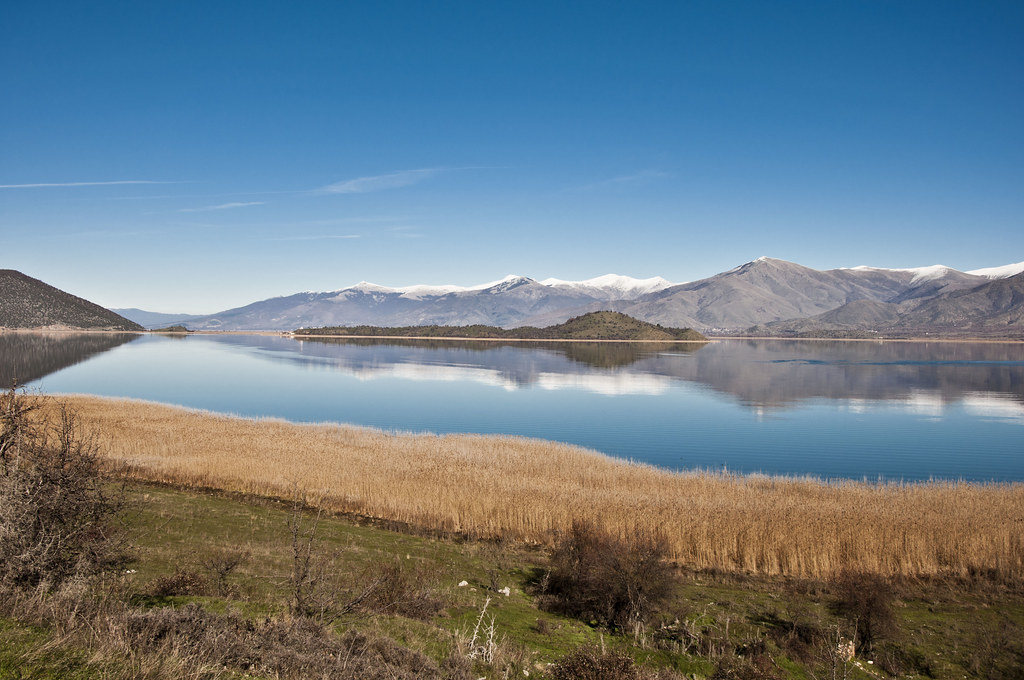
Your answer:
[6,333,1024,482]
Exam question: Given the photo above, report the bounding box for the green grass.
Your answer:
[5,482,1023,679]
[0,617,129,680]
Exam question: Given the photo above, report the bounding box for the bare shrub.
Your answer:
[710,652,784,680]
[964,617,1024,680]
[543,520,674,631]
[123,602,471,679]
[148,568,208,597]
[754,607,822,662]
[830,570,897,656]
[547,646,638,680]
[873,642,934,677]
[200,547,249,597]
[356,556,445,620]
[547,645,686,680]
[0,387,125,589]
[287,492,334,619]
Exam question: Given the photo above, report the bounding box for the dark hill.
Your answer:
[0,270,143,331]
[538,311,706,340]
[299,311,707,341]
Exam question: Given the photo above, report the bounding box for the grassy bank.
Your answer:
[3,481,1023,679]
[55,395,1024,580]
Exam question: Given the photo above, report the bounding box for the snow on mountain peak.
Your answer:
[967,261,1024,279]
[349,281,392,293]
[540,274,675,297]
[337,275,531,299]
[906,265,953,285]
[333,273,675,302]
[844,264,955,284]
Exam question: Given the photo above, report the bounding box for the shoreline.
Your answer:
[61,391,1024,486]
[7,327,1024,343]
[33,393,1024,579]
[290,333,712,343]
[711,334,1024,344]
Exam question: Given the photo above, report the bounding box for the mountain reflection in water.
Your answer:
[278,336,1024,411]
[9,333,1023,412]
[13,333,1024,480]
[0,333,140,386]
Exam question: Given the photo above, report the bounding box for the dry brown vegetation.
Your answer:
[53,395,1024,580]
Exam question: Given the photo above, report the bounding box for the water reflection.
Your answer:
[17,333,1024,480]
[10,333,1024,414]
[211,335,701,395]
[0,332,140,386]
[638,340,1024,410]
[243,336,700,370]
[224,335,1024,412]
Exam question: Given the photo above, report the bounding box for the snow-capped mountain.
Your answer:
[338,275,528,300]
[117,258,1024,335]
[966,261,1024,279]
[848,261,1024,281]
[539,274,676,300]
[848,264,958,284]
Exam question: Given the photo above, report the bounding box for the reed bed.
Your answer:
[55,395,1024,580]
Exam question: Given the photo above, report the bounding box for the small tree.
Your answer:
[544,520,674,631]
[287,490,335,620]
[0,386,125,588]
[830,570,897,656]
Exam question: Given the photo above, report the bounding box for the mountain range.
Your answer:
[111,258,1024,337]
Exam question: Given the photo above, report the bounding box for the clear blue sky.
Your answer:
[2,1,1022,313]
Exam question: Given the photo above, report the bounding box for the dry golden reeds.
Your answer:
[52,395,1024,580]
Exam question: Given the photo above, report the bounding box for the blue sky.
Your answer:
[2,1,1022,313]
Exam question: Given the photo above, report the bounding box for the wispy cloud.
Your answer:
[0,180,183,189]
[291,216,413,226]
[321,168,442,194]
[107,195,182,201]
[179,201,265,213]
[568,170,670,192]
[70,228,163,238]
[387,225,424,239]
[267,234,361,241]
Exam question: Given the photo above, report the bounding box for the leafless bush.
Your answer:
[123,603,470,679]
[547,644,686,680]
[963,616,1024,680]
[543,520,674,631]
[148,568,208,597]
[754,606,822,663]
[200,547,249,597]
[287,491,335,619]
[355,556,445,620]
[0,386,126,589]
[830,570,897,656]
[547,645,638,679]
[1,573,471,680]
[710,652,784,680]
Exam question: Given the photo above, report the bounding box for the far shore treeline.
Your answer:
[295,311,707,342]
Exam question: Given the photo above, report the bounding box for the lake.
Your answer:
[6,332,1023,482]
